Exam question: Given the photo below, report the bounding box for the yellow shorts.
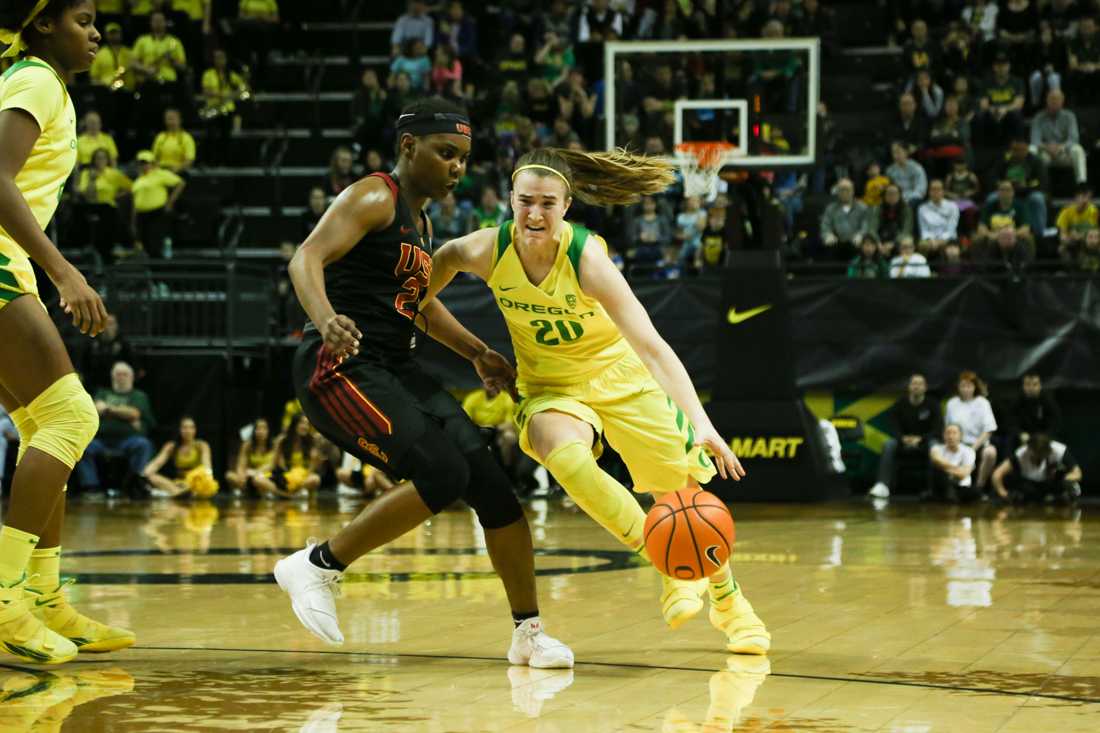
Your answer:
[516,352,716,494]
[0,246,38,311]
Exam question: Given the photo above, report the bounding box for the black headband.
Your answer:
[396,111,472,138]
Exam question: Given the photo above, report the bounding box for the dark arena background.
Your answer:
[1,1,1099,730]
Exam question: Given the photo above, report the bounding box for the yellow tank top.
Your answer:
[174,443,202,471]
[487,221,633,393]
[247,448,274,469]
[289,449,307,469]
[0,59,76,258]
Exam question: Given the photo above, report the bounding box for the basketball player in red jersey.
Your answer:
[273,99,572,668]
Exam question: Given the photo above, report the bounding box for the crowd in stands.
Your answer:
[20,1,284,263]
[867,369,1082,505]
[347,0,1100,280]
[23,1,1100,283]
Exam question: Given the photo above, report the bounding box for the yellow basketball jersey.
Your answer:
[487,220,635,393]
[0,58,76,264]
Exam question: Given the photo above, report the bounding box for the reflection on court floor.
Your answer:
[5,497,1099,731]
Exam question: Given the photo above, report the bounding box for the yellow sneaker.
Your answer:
[0,579,78,665]
[0,669,77,729]
[661,576,708,629]
[708,589,770,655]
[27,580,136,654]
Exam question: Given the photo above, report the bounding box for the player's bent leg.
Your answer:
[530,413,704,629]
[274,437,470,646]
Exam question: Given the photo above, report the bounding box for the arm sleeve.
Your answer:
[1030,116,1042,146]
[0,67,61,132]
[184,133,196,161]
[1068,113,1080,145]
[163,170,184,187]
[106,136,119,162]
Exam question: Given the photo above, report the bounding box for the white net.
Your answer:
[674,143,734,200]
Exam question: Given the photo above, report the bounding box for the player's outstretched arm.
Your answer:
[579,241,745,481]
[289,177,393,359]
[423,226,497,305]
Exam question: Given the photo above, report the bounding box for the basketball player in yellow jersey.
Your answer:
[427,147,770,654]
[0,0,135,664]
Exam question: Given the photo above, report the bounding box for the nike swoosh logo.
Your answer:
[705,545,723,567]
[500,285,519,291]
[727,304,772,324]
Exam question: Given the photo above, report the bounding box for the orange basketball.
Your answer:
[644,490,735,580]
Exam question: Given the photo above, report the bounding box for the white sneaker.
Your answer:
[274,543,344,645]
[507,618,574,669]
[508,667,575,717]
[868,482,890,499]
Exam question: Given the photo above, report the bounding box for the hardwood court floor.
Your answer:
[3,496,1099,731]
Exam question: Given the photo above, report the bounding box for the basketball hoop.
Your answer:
[674,142,736,199]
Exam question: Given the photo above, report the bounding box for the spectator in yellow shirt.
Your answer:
[78,149,133,208]
[201,49,249,125]
[90,22,134,91]
[1056,183,1098,263]
[76,111,119,167]
[462,388,515,429]
[152,108,197,172]
[131,10,189,133]
[131,11,187,85]
[861,161,890,207]
[132,151,186,258]
[77,149,133,261]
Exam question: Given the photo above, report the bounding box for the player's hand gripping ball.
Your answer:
[644,489,734,580]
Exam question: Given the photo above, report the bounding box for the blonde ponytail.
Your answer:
[512,148,676,206]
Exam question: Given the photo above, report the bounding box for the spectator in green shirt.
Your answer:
[74,362,156,493]
[975,180,1035,256]
[847,235,889,279]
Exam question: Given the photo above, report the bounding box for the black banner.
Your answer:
[789,276,1100,391]
[427,275,1100,392]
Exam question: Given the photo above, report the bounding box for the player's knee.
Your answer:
[404,445,470,514]
[463,447,523,529]
[527,412,593,461]
[26,374,99,470]
[542,440,596,486]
